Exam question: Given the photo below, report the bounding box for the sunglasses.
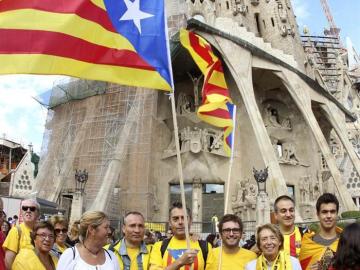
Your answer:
[22,206,37,212]
[55,228,68,234]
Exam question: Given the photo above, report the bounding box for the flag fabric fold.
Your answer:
[0,0,172,91]
[180,29,234,156]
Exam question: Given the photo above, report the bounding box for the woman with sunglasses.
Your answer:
[57,211,119,270]
[12,221,58,270]
[49,215,70,258]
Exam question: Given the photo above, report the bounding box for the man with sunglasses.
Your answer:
[3,199,40,269]
[207,214,257,270]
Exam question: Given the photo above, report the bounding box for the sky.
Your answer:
[0,0,359,154]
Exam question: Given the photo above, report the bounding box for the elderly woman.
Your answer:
[245,224,301,270]
[57,211,119,270]
[49,215,70,258]
[12,221,58,270]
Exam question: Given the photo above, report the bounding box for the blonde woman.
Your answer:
[56,211,119,270]
[245,224,301,270]
[49,215,70,258]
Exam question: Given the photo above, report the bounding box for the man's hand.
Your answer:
[178,249,198,266]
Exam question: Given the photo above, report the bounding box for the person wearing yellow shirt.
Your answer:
[12,221,58,270]
[105,211,151,270]
[299,193,342,270]
[3,199,40,269]
[207,214,257,270]
[274,195,309,258]
[149,202,213,270]
[49,215,70,258]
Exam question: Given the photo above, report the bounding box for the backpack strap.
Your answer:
[108,239,120,252]
[160,237,171,258]
[104,249,112,260]
[198,240,208,264]
[72,246,76,260]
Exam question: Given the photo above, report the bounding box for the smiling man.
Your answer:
[299,193,341,270]
[3,199,40,269]
[274,195,308,257]
[149,202,213,270]
[208,214,256,270]
[105,211,151,270]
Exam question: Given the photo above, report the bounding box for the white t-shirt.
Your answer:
[56,246,119,270]
[245,256,302,270]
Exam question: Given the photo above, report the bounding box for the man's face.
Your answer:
[21,200,39,225]
[169,207,191,239]
[220,221,241,249]
[122,214,145,246]
[317,203,337,231]
[274,199,295,230]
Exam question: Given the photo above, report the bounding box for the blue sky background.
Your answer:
[0,0,359,154]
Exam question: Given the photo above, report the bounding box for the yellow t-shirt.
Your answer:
[283,226,302,257]
[128,247,141,270]
[57,244,67,254]
[12,248,58,270]
[3,223,33,253]
[207,247,257,270]
[149,237,213,270]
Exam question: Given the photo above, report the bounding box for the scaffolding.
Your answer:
[35,79,158,218]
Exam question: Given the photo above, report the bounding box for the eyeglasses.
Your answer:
[36,234,54,241]
[221,228,241,234]
[22,206,37,212]
[55,228,68,234]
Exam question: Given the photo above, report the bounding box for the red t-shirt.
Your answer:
[0,231,6,270]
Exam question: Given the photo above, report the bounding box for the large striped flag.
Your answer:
[0,0,172,91]
[180,29,234,156]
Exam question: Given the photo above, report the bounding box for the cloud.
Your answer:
[0,75,67,153]
[292,0,310,26]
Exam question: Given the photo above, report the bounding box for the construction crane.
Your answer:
[319,0,340,37]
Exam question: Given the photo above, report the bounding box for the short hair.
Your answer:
[316,193,339,213]
[169,202,191,219]
[49,215,69,229]
[123,211,144,224]
[78,211,108,242]
[31,221,54,246]
[21,199,40,211]
[218,214,243,233]
[333,223,360,269]
[256,223,284,251]
[274,195,295,212]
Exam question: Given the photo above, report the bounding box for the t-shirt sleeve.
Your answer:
[149,241,164,270]
[56,248,75,270]
[3,226,19,253]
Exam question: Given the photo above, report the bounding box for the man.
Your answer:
[299,193,341,270]
[149,202,213,270]
[3,198,40,269]
[105,211,151,270]
[207,214,256,270]
[0,198,6,269]
[274,195,308,257]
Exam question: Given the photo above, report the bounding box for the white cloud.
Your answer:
[292,0,310,26]
[0,75,68,153]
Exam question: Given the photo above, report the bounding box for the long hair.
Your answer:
[332,222,360,269]
[78,211,107,242]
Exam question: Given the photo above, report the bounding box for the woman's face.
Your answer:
[54,223,68,245]
[258,228,281,261]
[1,222,9,233]
[34,227,55,253]
[92,219,111,246]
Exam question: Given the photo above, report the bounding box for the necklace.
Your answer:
[83,242,102,256]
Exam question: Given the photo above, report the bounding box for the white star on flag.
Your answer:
[120,0,154,34]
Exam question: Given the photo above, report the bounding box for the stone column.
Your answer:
[192,179,203,232]
[256,192,271,226]
[69,191,84,225]
[320,103,360,178]
[277,69,357,211]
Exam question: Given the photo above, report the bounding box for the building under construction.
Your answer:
[18,0,360,225]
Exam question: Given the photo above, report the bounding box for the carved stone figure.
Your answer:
[281,142,300,164]
[264,104,282,128]
[187,72,203,107]
[176,93,194,114]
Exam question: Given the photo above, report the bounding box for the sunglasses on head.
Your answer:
[55,228,68,234]
[22,206,37,212]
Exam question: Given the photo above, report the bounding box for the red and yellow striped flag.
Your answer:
[180,29,234,156]
[0,0,172,91]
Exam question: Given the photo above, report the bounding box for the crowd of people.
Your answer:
[0,192,359,270]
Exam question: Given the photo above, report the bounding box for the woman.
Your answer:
[245,224,301,270]
[12,221,58,270]
[1,220,11,236]
[49,215,70,258]
[329,222,360,270]
[57,211,119,270]
[67,220,80,246]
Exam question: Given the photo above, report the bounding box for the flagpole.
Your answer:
[218,105,236,270]
[163,3,191,250]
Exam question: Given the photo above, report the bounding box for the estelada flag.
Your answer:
[180,28,234,156]
[0,0,172,91]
